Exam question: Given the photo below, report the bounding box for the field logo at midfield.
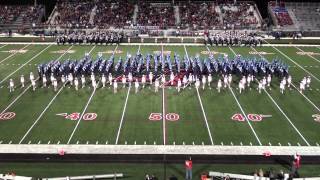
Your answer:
[231,113,271,122]
[201,51,227,56]
[153,51,171,55]
[100,50,123,54]
[51,50,75,54]
[312,114,320,122]
[249,51,274,55]
[0,112,16,121]
[297,52,320,56]
[0,49,28,54]
[56,112,97,121]
[149,113,179,121]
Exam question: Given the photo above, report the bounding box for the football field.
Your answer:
[0,43,319,147]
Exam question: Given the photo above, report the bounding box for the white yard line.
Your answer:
[262,88,311,146]
[0,44,53,84]
[18,84,65,144]
[291,84,320,112]
[225,46,263,145]
[67,45,118,144]
[67,82,99,144]
[229,87,262,145]
[271,46,320,83]
[56,45,74,61]
[195,88,214,145]
[0,82,35,114]
[0,44,30,64]
[162,85,166,145]
[0,44,7,49]
[115,45,139,144]
[234,45,311,146]
[161,43,166,145]
[115,86,131,144]
[185,45,214,145]
[250,46,320,113]
[295,46,320,64]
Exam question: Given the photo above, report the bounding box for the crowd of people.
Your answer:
[179,2,220,30]
[269,1,294,26]
[205,31,263,46]
[0,5,44,25]
[136,3,176,29]
[56,31,123,45]
[220,2,259,29]
[8,51,307,96]
[94,0,134,29]
[54,0,94,28]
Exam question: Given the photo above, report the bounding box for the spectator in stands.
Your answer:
[136,2,175,29]
[179,2,220,30]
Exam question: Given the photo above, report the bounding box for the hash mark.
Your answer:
[86,141,89,144]
[278,142,282,146]
[183,141,185,145]
[48,141,51,144]
[96,141,98,145]
[221,142,224,146]
[192,141,195,145]
[37,141,41,144]
[9,141,12,144]
[250,142,252,146]
[76,141,79,144]
[268,142,272,146]
[173,141,175,145]
[106,141,108,144]
[297,142,301,146]
[288,142,291,146]
[144,141,146,145]
[57,141,60,144]
[240,142,243,146]
[28,141,31,144]
[125,141,127,145]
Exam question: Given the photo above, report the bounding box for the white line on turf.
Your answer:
[67,82,99,144]
[0,44,30,64]
[18,84,65,144]
[250,46,320,113]
[185,45,214,145]
[115,45,139,145]
[271,46,320,83]
[115,86,131,144]
[0,80,37,114]
[209,46,262,145]
[0,44,7,49]
[161,43,167,145]
[229,87,262,145]
[0,44,53,84]
[295,46,320,64]
[67,45,117,144]
[262,88,310,146]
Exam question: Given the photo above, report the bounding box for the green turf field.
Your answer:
[0,43,319,147]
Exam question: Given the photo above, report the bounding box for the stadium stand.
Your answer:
[220,2,260,29]
[285,2,320,30]
[268,1,294,27]
[178,2,220,30]
[94,0,135,29]
[52,0,95,28]
[136,2,176,29]
[0,5,44,31]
